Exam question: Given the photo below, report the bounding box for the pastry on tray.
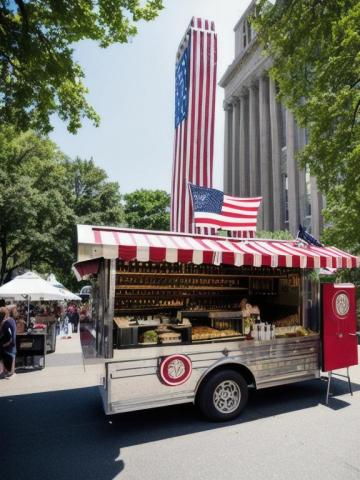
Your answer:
[192,326,220,340]
[158,332,181,343]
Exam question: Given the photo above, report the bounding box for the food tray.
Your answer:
[208,311,243,319]
[159,339,182,344]
[192,335,246,343]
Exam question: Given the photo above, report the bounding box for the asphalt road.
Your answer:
[1,375,360,480]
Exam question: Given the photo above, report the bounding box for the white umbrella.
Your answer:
[47,274,81,302]
[0,271,68,301]
[0,271,70,324]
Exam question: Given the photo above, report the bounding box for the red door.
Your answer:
[322,283,358,371]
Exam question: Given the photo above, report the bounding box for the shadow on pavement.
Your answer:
[0,377,358,480]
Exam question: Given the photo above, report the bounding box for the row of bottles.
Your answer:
[117,261,294,277]
[117,275,247,288]
[248,322,275,341]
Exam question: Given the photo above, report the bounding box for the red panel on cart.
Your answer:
[322,283,358,371]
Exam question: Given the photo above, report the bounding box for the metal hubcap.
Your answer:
[213,380,241,414]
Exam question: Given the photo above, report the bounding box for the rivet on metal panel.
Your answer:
[222,348,229,357]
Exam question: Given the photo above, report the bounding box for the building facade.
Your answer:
[219,1,324,237]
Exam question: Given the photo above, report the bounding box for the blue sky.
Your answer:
[50,1,250,194]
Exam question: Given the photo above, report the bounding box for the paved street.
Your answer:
[1,342,360,480]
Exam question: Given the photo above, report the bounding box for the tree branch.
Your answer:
[351,98,360,131]
[14,0,29,32]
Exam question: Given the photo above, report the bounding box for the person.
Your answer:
[0,306,17,378]
[72,305,80,333]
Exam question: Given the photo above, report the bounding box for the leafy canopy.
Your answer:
[0,0,163,133]
[123,189,170,231]
[253,1,360,252]
[0,126,124,286]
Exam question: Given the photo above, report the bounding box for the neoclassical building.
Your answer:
[219,1,324,237]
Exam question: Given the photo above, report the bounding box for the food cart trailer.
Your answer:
[74,225,359,421]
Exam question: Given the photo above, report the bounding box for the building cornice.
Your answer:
[219,37,259,88]
[233,0,257,32]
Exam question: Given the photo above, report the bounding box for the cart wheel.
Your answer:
[197,369,248,422]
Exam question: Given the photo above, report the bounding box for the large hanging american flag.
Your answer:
[189,183,262,234]
[171,18,217,234]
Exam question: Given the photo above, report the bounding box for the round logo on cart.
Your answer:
[159,354,192,386]
[333,292,350,317]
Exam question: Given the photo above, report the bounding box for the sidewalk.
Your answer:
[0,331,103,397]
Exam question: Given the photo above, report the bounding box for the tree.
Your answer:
[36,157,125,289]
[0,127,125,287]
[123,189,170,231]
[0,0,163,134]
[0,125,73,284]
[253,1,360,252]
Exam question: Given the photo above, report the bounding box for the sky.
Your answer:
[50,1,251,194]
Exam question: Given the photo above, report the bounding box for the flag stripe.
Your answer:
[224,195,263,203]
[223,201,261,210]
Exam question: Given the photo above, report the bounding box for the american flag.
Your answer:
[297,224,323,247]
[189,183,262,234]
[171,18,217,234]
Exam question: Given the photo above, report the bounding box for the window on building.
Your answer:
[242,22,247,49]
[247,20,252,44]
[241,19,253,50]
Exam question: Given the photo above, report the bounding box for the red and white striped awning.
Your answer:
[74,225,359,278]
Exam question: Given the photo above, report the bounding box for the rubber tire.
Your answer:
[197,369,249,422]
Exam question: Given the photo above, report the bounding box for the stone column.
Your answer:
[231,97,240,196]
[249,80,262,227]
[259,75,273,230]
[239,90,249,197]
[296,125,308,227]
[285,109,299,235]
[310,176,324,238]
[223,100,233,195]
[269,78,283,230]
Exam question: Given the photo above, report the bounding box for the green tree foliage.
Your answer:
[256,230,293,240]
[0,126,124,286]
[0,0,163,133]
[254,1,360,252]
[123,189,170,231]
[51,157,125,288]
[0,125,72,284]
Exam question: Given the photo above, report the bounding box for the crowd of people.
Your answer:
[0,301,91,378]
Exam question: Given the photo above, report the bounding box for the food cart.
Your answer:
[74,224,359,421]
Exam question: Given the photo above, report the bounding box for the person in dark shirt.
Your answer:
[0,306,17,378]
[72,306,80,333]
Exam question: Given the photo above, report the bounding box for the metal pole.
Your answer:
[347,367,353,396]
[326,371,332,404]
[27,295,30,327]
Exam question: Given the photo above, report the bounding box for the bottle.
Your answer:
[270,324,275,340]
[264,325,268,341]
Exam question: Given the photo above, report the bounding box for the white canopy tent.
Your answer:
[47,274,81,302]
[0,271,75,324]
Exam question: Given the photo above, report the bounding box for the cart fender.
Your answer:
[194,357,257,398]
